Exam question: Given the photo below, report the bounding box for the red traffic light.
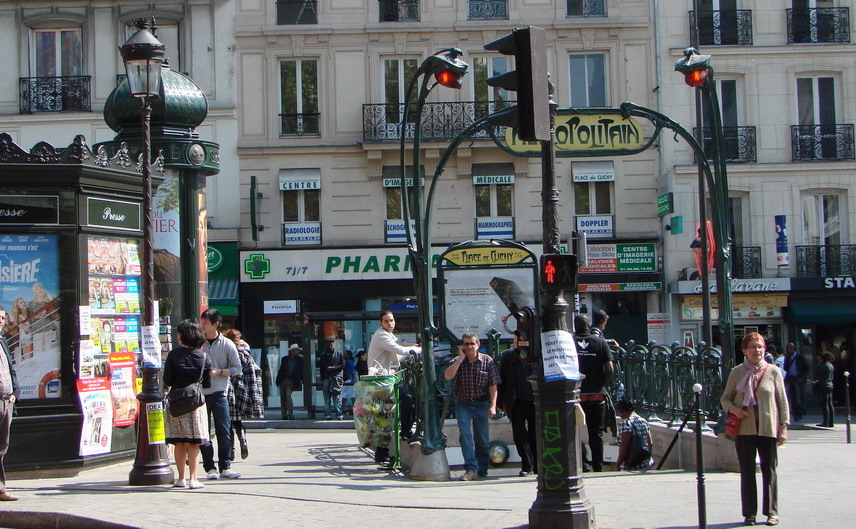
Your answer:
[684,68,708,87]
[540,254,578,291]
[435,68,463,89]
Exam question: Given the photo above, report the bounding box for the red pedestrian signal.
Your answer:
[540,254,578,291]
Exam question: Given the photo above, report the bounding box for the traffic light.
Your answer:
[484,26,550,142]
[674,47,711,87]
[540,254,578,291]
[512,306,539,363]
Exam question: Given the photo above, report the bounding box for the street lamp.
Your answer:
[120,17,173,486]
[397,48,468,477]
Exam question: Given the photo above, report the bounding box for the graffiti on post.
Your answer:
[540,409,565,490]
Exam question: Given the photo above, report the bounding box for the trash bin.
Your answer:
[353,373,401,466]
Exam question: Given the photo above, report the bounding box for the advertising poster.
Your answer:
[443,268,535,339]
[108,352,139,426]
[541,329,580,382]
[0,234,62,399]
[76,377,113,456]
[146,401,166,445]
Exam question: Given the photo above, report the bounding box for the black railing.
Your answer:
[732,246,762,279]
[787,7,850,43]
[567,0,606,17]
[796,245,856,277]
[380,0,420,22]
[363,101,509,143]
[277,0,318,25]
[791,124,855,161]
[280,113,321,136]
[19,76,91,113]
[693,126,757,162]
[468,0,508,20]
[690,9,753,45]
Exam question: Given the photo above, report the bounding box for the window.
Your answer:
[468,0,508,20]
[802,193,842,246]
[569,54,607,107]
[282,188,319,222]
[280,59,319,136]
[699,79,755,162]
[277,0,318,25]
[574,181,611,215]
[32,28,83,77]
[473,164,514,239]
[383,58,419,124]
[383,166,423,219]
[471,56,511,118]
[567,0,607,17]
[792,76,851,160]
[379,0,420,22]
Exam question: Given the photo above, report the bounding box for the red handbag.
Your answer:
[724,412,742,440]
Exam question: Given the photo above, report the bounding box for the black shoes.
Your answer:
[744,515,756,526]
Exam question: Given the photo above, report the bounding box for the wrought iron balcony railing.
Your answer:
[693,126,757,162]
[690,9,753,45]
[277,0,318,25]
[787,7,850,43]
[280,113,320,136]
[791,124,855,161]
[19,76,91,113]
[567,0,606,17]
[363,101,509,143]
[380,0,420,22]
[732,246,762,279]
[468,0,508,20]
[796,244,856,277]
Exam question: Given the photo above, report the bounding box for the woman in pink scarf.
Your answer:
[721,332,789,527]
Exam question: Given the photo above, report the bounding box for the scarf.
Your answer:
[736,359,768,407]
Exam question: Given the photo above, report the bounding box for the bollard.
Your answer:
[693,383,707,529]
[845,371,851,444]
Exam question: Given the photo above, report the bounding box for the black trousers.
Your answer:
[581,400,606,471]
[509,400,538,473]
[735,435,778,517]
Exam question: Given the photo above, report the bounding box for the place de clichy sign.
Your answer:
[499,110,646,157]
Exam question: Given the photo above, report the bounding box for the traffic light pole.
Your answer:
[529,103,595,529]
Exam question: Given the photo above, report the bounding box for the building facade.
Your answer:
[658,1,856,379]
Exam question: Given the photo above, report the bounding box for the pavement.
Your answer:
[0,414,853,529]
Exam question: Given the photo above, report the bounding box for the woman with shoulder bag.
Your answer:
[163,319,212,490]
[720,332,790,527]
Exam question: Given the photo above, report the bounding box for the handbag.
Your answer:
[724,364,769,441]
[168,353,206,417]
[330,375,344,395]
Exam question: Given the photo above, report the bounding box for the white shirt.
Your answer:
[367,328,420,372]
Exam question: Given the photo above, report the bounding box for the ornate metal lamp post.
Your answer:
[674,47,734,366]
[120,18,173,486]
[398,49,468,475]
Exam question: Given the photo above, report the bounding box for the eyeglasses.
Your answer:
[462,341,478,346]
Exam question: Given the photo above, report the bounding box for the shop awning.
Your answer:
[209,277,238,305]
[784,298,856,323]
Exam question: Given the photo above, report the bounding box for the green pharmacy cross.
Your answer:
[244,254,271,279]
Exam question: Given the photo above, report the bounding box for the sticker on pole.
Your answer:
[541,329,580,382]
[146,401,166,445]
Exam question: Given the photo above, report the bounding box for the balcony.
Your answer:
[280,113,320,136]
[693,126,757,163]
[567,0,606,17]
[19,76,91,113]
[690,10,753,46]
[796,245,856,277]
[277,0,318,25]
[787,7,850,43]
[791,124,855,161]
[363,101,507,143]
[380,0,420,22]
[468,0,508,20]
[732,246,762,279]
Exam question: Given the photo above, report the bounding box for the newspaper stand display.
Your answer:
[353,373,401,467]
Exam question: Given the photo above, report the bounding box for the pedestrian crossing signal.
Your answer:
[540,254,578,291]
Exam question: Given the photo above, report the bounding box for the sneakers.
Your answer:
[336,416,344,420]
[458,471,478,481]
[173,479,187,488]
[220,468,241,479]
[206,469,219,480]
[189,480,205,489]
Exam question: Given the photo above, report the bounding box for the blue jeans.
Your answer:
[201,392,232,472]
[322,379,343,418]
[456,400,490,476]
